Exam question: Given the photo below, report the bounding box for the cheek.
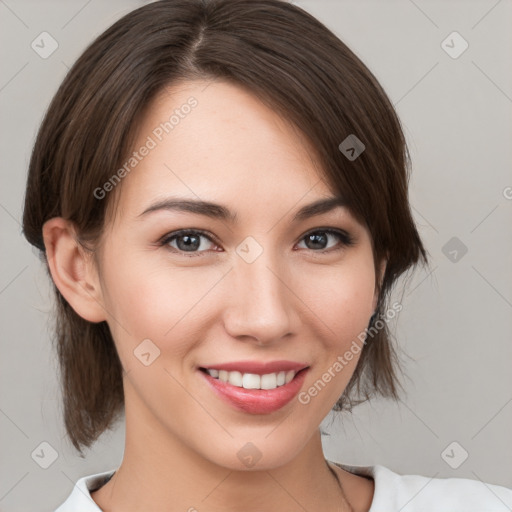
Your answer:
[100,254,224,352]
[297,257,376,345]
[297,260,376,405]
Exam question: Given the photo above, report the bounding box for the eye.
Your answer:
[159,229,218,257]
[158,228,355,257]
[296,229,355,253]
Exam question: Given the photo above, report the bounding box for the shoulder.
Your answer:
[331,461,512,512]
[54,469,116,512]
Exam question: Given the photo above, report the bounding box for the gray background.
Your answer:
[1,0,511,510]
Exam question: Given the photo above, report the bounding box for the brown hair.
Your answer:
[22,0,428,456]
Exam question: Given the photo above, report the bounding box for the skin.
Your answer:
[43,80,384,512]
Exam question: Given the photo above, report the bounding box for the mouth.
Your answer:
[198,364,310,414]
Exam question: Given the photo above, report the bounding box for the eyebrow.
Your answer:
[137,196,348,223]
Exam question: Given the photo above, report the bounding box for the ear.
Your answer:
[42,217,107,323]
[372,256,388,311]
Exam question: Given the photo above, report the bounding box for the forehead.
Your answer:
[109,80,339,225]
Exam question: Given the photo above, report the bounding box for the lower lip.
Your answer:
[199,368,309,414]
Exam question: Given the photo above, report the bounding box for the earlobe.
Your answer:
[42,217,107,323]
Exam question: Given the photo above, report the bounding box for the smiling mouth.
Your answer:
[198,367,309,391]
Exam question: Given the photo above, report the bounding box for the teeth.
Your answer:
[260,373,276,389]
[242,373,260,389]
[205,369,298,390]
[230,371,243,387]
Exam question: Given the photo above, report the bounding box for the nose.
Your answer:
[223,252,295,346]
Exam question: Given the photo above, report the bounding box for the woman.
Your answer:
[22,0,512,510]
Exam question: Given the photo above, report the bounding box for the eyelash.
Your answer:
[158,228,355,258]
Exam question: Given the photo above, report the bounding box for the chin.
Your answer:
[195,428,314,472]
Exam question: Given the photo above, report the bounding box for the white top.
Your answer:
[54,462,512,511]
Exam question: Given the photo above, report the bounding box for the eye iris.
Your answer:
[306,232,328,250]
[177,234,200,251]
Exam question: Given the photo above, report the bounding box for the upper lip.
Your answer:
[199,360,309,375]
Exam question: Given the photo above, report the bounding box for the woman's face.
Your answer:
[94,79,381,470]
